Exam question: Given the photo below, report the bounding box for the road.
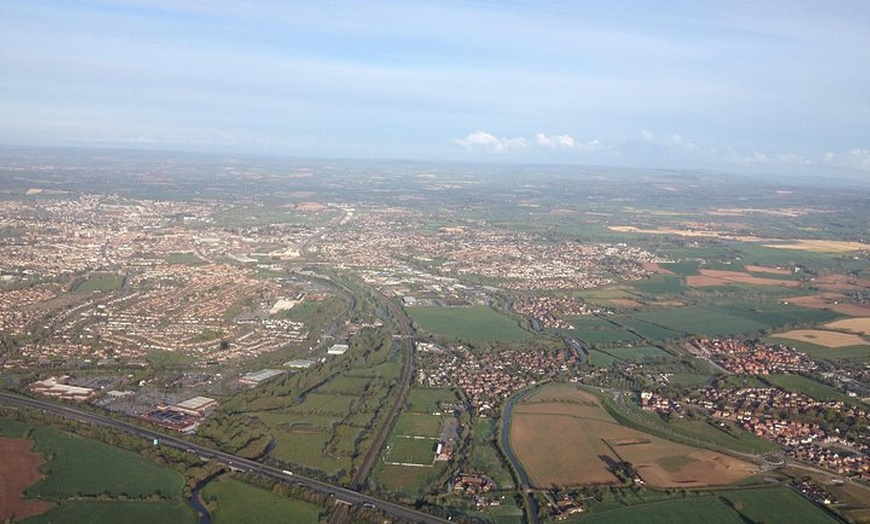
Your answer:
[0,392,448,524]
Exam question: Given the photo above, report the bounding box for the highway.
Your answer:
[0,392,449,524]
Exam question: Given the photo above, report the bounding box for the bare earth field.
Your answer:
[510,385,756,488]
[762,240,870,252]
[642,263,674,274]
[773,329,868,348]
[745,265,794,275]
[609,298,642,308]
[824,318,870,335]
[0,437,53,521]
[784,294,870,317]
[686,269,801,288]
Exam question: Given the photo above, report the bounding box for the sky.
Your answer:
[1,0,869,174]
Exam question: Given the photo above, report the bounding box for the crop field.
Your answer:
[16,425,184,500]
[386,436,436,465]
[763,374,854,402]
[22,501,194,524]
[203,476,323,524]
[665,419,778,455]
[772,329,868,348]
[711,302,843,328]
[394,413,443,437]
[407,306,532,342]
[721,487,841,524]
[318,375,373,395]
[824,317,870,335]
[0,436,53,521]
[509,384,755,488]
[607,345,672,361]
[633,308,768,337]
[577,495,745,524]
[685,269,803,288]
[288,393,356,415]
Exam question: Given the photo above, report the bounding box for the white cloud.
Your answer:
[821,148,870,171]
[535,133,604,151]
[451,131,526,153]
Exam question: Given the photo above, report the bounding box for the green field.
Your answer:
[407,306,532,342]
[722,487,841,524]
[406,387,458,414]
[572,328,640,346]
[202,476,323,524]
[763,374,855,403]
[666,419,779,455]
[74,273,124,292]
[578,495,744,524]
[634,308,768,337]
[373,462,448,498]
[165,252,203,265]
[0,419,184,501]
[21,501,193,524]
[633,275,689,296]
[766,337,870,361]
[587,349,622,367]
[617,317,684,342]
[394,413,443,437]
[387,436,436,465]
[607,345,672,362]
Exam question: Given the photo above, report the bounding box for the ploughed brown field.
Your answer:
[0,437,53,521]
[685,269,801,288]
[509,384,756,488]
[783,293,870,317]
[824,317,870,335]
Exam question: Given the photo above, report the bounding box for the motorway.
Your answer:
[0,391,449,524]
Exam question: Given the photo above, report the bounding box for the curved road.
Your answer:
[0,392,447,524]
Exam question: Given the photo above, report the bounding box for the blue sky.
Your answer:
[1,0,869,173]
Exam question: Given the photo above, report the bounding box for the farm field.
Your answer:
[0,417,187,523]
[572,328,640,346]
[772,329,868,348]
[407,306,532,342]
[0,437,53,521]
[607,345,672,361]
[394,413,443,438]
[633,308,768,337]
[577,495,745,524]
[406,387,458,414]
[508,384,756,488]
[721,487,841,524]
[21,501,194,524]
[372,462,448,498]
[202,476,323,524]
[824,317,870,335]
[686,269,802,288]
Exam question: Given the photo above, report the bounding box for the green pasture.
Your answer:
[406,387,457,414]
[317,375,372,395]
[270,428,350,476]
[165,252,203,265]
[634,308,768,337]
[387,436,437,465]
[633,275,688,296]
[577,495,744,524]
[617,317,684,342]
[202,476,323,524]
[607,345,672,361]
[722,487,841,524]
[75,273,124,292]
[710,302,842,329]
[573,328,640,346]
[21,501,193,524]
[394,413,443,438]
[587,349,622,367]
[763,374,855,403]
[373,462,447,498]
[407,306,532,342]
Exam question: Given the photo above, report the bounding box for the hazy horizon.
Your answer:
[2,1,869,176]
